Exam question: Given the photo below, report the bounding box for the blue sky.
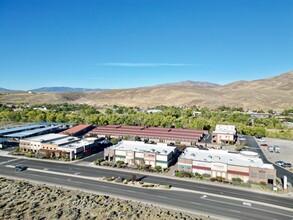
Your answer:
[0,0,292,90]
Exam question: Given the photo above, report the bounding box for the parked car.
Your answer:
[281,163,292,168]
[275,161,285,166]
[274,145,280,153]
[15,165,28,171]
[260,143,268,147]
[268,146,274,152]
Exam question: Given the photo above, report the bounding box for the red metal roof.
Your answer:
[61,124,92,135]
[90,125,205,141]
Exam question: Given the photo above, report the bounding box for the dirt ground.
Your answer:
[0,177,215,220]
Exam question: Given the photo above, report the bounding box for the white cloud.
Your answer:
[98,62,191,67]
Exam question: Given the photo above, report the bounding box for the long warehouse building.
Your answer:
[90,125,207,145]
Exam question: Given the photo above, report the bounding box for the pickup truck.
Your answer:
[268,146,274,153]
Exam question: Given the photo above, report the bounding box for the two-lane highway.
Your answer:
[0,164,293,220]
[0,155,293,210]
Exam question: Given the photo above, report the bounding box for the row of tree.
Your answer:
[0,104,292,138]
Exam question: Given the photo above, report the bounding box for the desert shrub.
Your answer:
[194,172,204,180]
[232,177,243,183]
[100,161,110,166]
[142,184,154,188]
[116,160,125,165]
[260,181,267,186]
[154,165,162,172]
[175,171,192,178]
[94,158,105,165]
[163,185,172,189]
[25,152,35,158]
[216,176,225,182]
[202,173,211,178]
[210,177,217,182]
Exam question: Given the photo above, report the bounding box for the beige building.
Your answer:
[104,140,177,168]
[178,148,276,185]
[212,124,237,144]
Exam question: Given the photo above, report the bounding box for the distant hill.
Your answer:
[0,87,12,91]
[1,71,293,111]
[30,87,104,92]
[156,80,220,88]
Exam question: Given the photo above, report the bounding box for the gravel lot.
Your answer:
[259,138,293,172]
[0,177,214,220]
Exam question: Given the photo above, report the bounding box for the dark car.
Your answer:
[15,165,28,171]
[281,163,292,168]
[275,161,284,166]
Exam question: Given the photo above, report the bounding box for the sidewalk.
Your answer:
[86,162,293,197]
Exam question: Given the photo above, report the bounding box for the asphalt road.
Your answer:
[75,151,104,163]
[0,155,293,210]
[0,165,292,220]
[245,136,293,184]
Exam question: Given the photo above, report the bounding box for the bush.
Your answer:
[154,165,162,172]
[116,160,125,165]
[25,152,35,158]
[210,177,217,182]
[175,171,192,178]
[142,184,154,188]
[94,158,105,165]
[259,181,267,186]
[100,161,110,166]
[194,172,204,180]
[202,173,211,178]
[232,177,243,183]
[163,185,172,189]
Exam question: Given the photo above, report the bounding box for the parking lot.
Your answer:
[258,137,293,172]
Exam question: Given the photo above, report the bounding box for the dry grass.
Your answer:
[1,71,292,111]
[0,177,212,220]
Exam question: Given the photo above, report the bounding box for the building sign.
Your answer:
[211,163,227,172]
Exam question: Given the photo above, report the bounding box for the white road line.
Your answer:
[204,198,293,218]
[243,202,252,207]
[127,190,136,193]
[191,202,201,205]
[0,158,20,165]
[229,209,241,213]
[156,195,168,199]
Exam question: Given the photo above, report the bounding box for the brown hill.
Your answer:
[155,80,220,88]
[0,71,292,111]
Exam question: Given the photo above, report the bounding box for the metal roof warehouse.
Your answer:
[90,125,207,142]
[4,125,63,139]
[0,124,45,136]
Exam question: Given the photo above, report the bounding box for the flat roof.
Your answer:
[108,140,176,155]
[60,124,92,135]
[91,125,206,141]
[0,124,45,135]
[4,126,62,138]
[0,138,8,143]
[24,133,69,142]
[48,136,80,145]
[180,148,274,169]
[59,138,97,149]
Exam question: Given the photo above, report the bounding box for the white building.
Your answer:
[212,124,237,144]
[104,140,177,168]
[178,148,276,184]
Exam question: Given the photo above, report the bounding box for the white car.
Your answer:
[257,139,266,142]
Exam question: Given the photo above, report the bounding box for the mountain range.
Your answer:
[0,86,103,92]
[0,71,293,111]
